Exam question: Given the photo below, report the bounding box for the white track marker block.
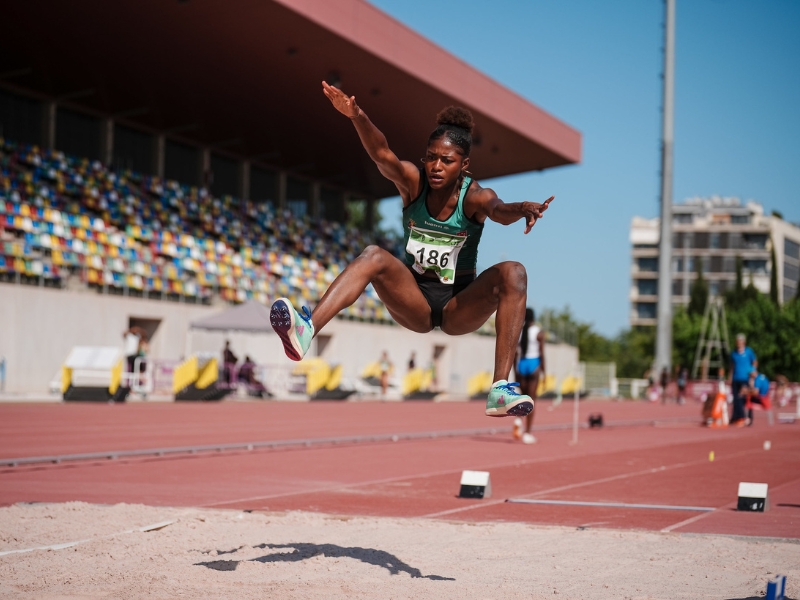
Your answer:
[459,470,491,499]
[766,575,786,600]
[737,482,769,512]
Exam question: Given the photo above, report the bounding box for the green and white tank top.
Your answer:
[402,173,484,284]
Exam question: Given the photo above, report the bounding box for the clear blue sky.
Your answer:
[369,0,800,336]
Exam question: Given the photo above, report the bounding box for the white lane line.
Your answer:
[0,520,175,557]
[660,511,717,533]
[506,499,715,512]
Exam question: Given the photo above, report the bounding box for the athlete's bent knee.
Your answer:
[357,245,389,268]
[501,261,527,293]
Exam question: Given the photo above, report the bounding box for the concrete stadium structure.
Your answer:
[1,284,578,395]
[0,0,581,395]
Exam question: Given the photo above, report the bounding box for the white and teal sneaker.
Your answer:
[270,297,314,361]
[485,380,534,417]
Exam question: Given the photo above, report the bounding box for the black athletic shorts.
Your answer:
[410,268,475,329]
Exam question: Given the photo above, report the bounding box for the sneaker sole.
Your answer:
[485,399,534,418]
[270,298,302,361]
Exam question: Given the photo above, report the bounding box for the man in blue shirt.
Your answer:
[729,333,757,426]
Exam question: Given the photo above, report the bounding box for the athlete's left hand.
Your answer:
[523,196,554,234]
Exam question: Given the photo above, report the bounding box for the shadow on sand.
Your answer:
[196,542,455,580]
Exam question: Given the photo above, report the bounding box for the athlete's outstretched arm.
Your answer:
[322,81,419,203]
[467,185,554,234]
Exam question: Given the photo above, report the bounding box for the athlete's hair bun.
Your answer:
[436,106,474,134]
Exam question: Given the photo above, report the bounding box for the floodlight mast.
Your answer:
[655,0,675,375]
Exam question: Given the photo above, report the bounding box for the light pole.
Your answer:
[655,0,675,375]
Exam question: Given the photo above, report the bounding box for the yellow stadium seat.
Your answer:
[402,369,424,396]
[361,361,381,379]
[560,376,583,395]
[467,371,493,397]
[325,364,343,391]
[537,373,556,396]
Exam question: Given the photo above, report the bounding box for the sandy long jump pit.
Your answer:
[0,501,798,600]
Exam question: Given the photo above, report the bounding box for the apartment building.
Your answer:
[630,197,800,326]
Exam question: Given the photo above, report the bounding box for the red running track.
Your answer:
[0,399,798,538]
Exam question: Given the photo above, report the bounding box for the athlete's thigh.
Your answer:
[371,255,433,333]
[439,265,503,335]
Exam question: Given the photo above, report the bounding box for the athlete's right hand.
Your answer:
[322,81,361,119]
[522,196,554,234]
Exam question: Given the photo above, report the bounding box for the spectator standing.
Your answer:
[729,333,757,426]
[222,340,238,385]
[407,351,416,372]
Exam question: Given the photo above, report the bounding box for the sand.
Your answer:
[0,502,797,599]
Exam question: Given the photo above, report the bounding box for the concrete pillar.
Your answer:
[239,160,251,200]
[42,101,56,151]
[100,118,114,166]
[200,148,211,189]
[310,182,321,218]
[277,171,287,210]
[153,135,165,179]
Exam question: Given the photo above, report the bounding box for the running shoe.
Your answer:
[512,417,523,440]
[270,297,314,361]
[522,432,537,444]
[485,380,534,417]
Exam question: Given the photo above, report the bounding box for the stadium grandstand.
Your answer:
[0,0,581,396]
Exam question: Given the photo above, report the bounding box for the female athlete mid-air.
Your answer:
[270,81,554,417]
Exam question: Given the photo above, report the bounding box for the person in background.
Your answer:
[407,351,416,372]
[238,355,269,398]
[512,307,545,444]
[660,367,670,404]
[676,366,688,405]
[122,326,148,374]
[774,374,792,408]
[379,351,392,398]
[729,333,757,426]
[745,370,771,425]
[222,340,238,385]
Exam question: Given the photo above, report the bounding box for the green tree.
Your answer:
[777,297,800,380]
[769,242,779,305]
[613,327,655,379]
[688,260,708,316]
[672,307,701,374]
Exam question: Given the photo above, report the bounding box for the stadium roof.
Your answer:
[0,0,581,198]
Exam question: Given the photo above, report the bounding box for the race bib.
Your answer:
[406,226,466,284]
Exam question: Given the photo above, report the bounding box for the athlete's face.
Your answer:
[423,138,469,190]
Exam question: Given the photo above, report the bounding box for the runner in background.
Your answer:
[270,81,555,418]
[513,308,545,444]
